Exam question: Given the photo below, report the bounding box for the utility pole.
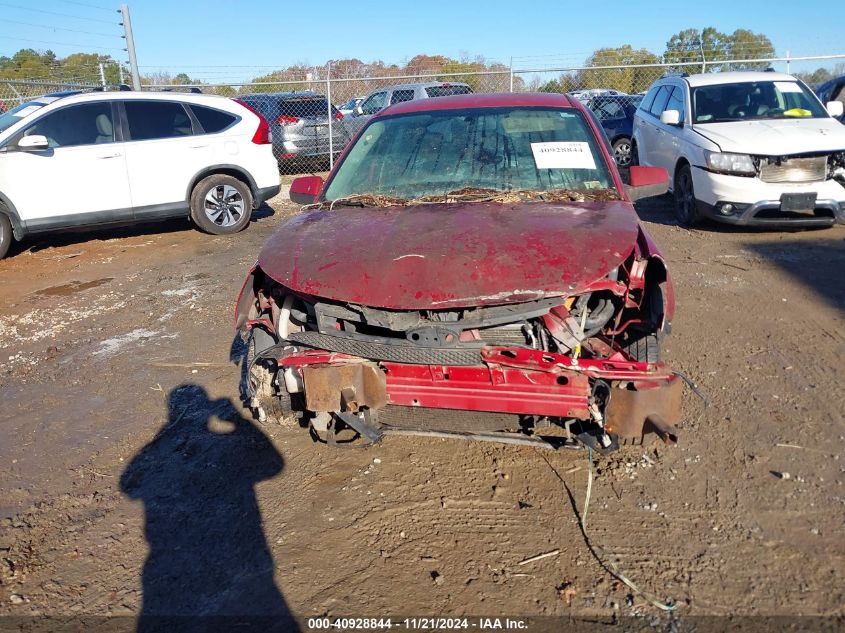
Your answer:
[509,56,514,92]
[120,4,141,90]
[98,62,106,87]
[326,61,333,170]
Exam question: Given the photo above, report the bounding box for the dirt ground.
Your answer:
[0,183,843,630]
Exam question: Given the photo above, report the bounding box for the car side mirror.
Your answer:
[289,175,324,205]
[660,110,682,126]
[827,101,844,118]
[355,105,364,116]
[18,134,49,151]
[625,166,669,201]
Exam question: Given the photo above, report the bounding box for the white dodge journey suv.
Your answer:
[0,90,281,258]
[632,71,845,227]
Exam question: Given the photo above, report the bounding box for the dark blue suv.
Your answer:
[814,75,845,123]
[586,94,643,166]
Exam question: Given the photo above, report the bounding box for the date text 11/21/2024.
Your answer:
[306,617,529,630]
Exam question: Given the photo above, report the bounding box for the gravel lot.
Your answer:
[0,184,843,628]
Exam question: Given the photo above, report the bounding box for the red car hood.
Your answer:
[258,200,639,310]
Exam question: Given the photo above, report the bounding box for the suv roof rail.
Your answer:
[92,83,133,92]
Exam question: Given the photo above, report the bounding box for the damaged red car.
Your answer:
[235,92,683,452]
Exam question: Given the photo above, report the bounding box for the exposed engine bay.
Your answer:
[235,246,683,453]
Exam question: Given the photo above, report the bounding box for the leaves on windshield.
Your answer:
[304,187,620,210]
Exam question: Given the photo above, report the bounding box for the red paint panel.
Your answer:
[383,362,591,418]
[258,200,639,310]
[381,92,578,117]
[629,165,670,187]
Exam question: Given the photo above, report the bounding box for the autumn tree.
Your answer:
[575,45,661,93]
[663,28,774,72]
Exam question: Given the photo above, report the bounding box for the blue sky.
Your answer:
[0,0,840,80]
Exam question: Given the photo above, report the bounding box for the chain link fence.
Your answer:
[4,54,844,173]
[0,79,99,111]
[142,55,845,171]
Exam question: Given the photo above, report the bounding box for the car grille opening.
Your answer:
[759,156,827,183]
[476,325,529,345]
[756,208,835,220]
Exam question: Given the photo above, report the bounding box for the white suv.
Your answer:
[632,71,845,227]
[0,90,281,258]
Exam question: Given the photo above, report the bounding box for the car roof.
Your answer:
[239,91,323,99]
[380,92,579,116]
[589,94,640,102]
[815,74,845,91]
[370,81,471,92]
[683,71,797,87]
[30,90,233,107]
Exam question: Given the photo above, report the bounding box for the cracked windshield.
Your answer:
[324,107,617,204]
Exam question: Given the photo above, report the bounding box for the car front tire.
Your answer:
[612,137,633,167]
[673,164,702,227]
[0,213,12,259]
[190,174,253,235]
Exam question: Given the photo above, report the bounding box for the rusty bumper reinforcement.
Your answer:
[604,376,683,443]
[302,362,388,413]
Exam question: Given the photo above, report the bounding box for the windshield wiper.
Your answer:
[305,194,409,210]
[310,187,620,210]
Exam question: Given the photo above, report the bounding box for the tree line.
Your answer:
[537,27,777,94]
[2,27,840,99]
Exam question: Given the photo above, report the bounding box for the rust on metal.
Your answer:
[605,376,683,442]
[302,362,388,412]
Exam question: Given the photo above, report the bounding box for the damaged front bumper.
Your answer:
[263,342,682,451]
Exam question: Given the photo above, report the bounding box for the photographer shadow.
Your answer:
[120,384,298,632]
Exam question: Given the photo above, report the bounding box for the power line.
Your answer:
[2,18,118,38]
[0,35,125,51]
[0,3,118,24]
[52,0,114,11]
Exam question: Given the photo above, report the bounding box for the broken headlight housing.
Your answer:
[704,151,756,176]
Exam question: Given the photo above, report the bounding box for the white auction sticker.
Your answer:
[531,141,597,170]
[774,81,803,94]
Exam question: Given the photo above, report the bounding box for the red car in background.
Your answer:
[235,92,681,452]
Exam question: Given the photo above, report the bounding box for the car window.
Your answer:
[425,85,472,98]
[280,97,334,119]
[0,100,50,134]
[691,81,829,123]
[648,86,672,117]
[125,101,193,140]
[361,92,387,115]
[237,97,270,118]
[325,107,614,201]
[21,102,114,148]
[391,89,415,105]
[591,99,625,120]
[190,105,237,133]
[639,86,660,113]
[665,87,685,123]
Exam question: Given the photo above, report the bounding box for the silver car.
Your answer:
[238,91,350,170]
[344,81,473,136]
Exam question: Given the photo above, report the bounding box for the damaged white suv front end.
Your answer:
[633,71,845,227]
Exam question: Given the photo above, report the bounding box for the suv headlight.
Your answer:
[704,151,756,176]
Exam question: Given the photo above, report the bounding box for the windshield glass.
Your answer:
[424,85,472,98]
[692,81,827,123]
[324,107,615,201]
[0,101,48,134]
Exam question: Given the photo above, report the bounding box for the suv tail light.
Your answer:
[234,99,271,145]
[277,114,299,125]
[334,111,344,120]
